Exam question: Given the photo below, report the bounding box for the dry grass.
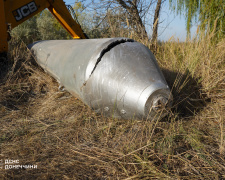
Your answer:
[0,33,225,179]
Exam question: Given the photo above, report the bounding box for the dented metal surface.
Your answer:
[29,38,172,120]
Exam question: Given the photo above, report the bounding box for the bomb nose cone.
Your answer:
[29,38,172,120]
[152,96,169,111]
[152,95,168,111]
[86,40,172,119]
[137,86,171,119]
[144,90,172,119]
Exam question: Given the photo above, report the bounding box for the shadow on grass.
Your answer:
[161,68,210,118]
[0,53,11,82]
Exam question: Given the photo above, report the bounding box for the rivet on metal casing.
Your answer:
[121,109,126,114]
[104,107,109,112]
[58,85,65,92]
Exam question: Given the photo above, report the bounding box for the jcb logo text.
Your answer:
[13,1,38,21]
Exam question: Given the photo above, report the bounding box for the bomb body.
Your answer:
[29,38,172,119]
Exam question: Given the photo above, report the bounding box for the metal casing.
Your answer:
[29,38,172,120]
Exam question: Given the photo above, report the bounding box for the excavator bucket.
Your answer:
[29,38,172,120]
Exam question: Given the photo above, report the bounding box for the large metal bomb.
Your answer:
[29,38,172,120]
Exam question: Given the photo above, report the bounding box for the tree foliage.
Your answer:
[169,0,225,38]
[11,10,71,44]
[10,0,165,44]
[88,0,165,41]
[10,2,92,43]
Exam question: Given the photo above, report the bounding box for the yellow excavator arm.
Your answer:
[0,0,87,53]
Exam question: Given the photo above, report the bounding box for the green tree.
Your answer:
[89,0,166,41]
[72,2,94,38]
[37,10,71,40]
[11,10,71,44]
[169,0,225,38]
[11,1,90,44]
[10,14,40,44]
